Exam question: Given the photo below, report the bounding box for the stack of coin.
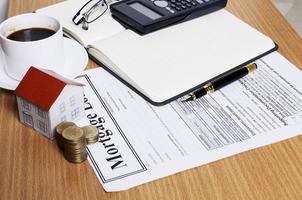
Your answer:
[82,125,99,144]
[55,121,76,150]
[62,126,87,163]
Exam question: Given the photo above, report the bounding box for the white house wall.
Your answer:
[16,97,50,138]
[49,85,85,138]
[17,97,26,126]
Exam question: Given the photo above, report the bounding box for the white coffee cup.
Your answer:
[0,13,64,81]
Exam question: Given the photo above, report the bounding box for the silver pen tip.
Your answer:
[181,94,195,103]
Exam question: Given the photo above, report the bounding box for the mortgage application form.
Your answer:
[76,52,302,191]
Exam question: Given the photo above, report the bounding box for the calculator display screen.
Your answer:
[129,2,162,20]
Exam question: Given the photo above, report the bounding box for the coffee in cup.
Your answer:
[7,27,56,42]
[0,13,64,81]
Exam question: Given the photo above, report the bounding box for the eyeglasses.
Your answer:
[72,0,108,30]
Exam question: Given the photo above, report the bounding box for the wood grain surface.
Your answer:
[1,0,302,199]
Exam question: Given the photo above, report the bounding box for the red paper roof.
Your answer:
[15,67,82,111]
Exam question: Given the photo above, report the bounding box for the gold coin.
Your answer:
[86,136,99,145]
[64,149,87,163]
[64,144,86,154]
[56,121,76,135]
[55,121,76,149]
[64,140,86,148]
[59,125,89,164]
[63,137,86,145]
[82,125,98,138]
[62,126,84,142]
[82,125,99,144]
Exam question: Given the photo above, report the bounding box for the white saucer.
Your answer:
[0,37,88,90]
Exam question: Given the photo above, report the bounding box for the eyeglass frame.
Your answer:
[72,0,108,28]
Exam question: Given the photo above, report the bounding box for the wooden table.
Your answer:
[1,0,302,199]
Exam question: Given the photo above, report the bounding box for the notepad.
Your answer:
[37,0,277,105]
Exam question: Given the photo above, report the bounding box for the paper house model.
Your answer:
[15,67,85,139]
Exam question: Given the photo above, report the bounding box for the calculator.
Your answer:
[110,0,227,34]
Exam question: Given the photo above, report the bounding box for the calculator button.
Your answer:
[196,0,204,4]
[170,4,176,8]
[154,0,169,8]
[191,1,197,6]
[175,6,181,11]
[170,0,176,3]
[181,5,186,9]
[186,3,191,7]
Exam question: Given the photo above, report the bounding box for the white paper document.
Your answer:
[76,52,302,192]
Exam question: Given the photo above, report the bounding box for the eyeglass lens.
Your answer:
[82,0,107,23]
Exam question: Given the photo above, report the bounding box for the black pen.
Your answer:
[182,63,257,102]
